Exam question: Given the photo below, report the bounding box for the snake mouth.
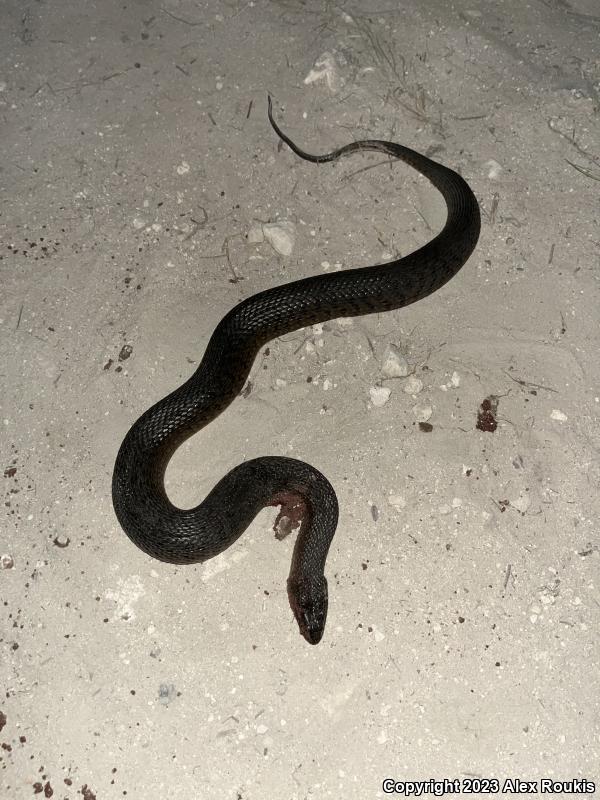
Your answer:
[288,579,328,645]
[294,610,325,645]
[302,623,324,646]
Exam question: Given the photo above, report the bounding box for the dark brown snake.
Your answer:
[112,96,480,645]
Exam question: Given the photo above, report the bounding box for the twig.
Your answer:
[565,159,600,181]
[53,72,126,92]
[503,370,558,393]
[182,207,208,242]
[548,118,600,166]
[341,158,395,182]
[452,113,488,121]
[414,207,432,233]
[489,193,499,225]
[161,8,202,26]
[30,82,56,98]
[222,235,243,283]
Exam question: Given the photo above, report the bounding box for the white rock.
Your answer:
[388,494,406,510]
[529,602,542,624]
[511,492,530,514]
[550,409,568,422]
[404,375,423,394]
[381,343,409,377]
[304,51,344,93]
[262,221,296,256]
[451,371,461,387]
[412,404,432,422]
[369,386,391,407]
[247,223,264,243]
[485,159,503,179]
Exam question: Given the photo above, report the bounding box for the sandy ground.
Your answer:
[1,0,599,797]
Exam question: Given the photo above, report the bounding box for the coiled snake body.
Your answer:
[112,96,480,644]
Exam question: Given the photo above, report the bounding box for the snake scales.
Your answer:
[112,96,480,645]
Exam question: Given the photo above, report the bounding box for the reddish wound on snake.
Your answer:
[269,491,308,540]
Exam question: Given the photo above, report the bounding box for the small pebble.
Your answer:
[262,221,296,256]
[511,492,530,514]
[529,603,542,624]
[381,343,409,377]
[304,51,344,93]
[450,371,461,387]
[485,159,503,179]
[387,494,406,510]
[369,386,391,407]
[404,375,423,394]
[118,344,133,362]
[1,554,14,569]
[247,223,264,244]
[373,627,385,642]
[550,409,568,422]
[158,683,176,705]
[412,404,432,422]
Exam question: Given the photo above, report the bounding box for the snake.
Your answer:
[112,95,480,645]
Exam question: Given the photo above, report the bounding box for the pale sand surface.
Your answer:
[1,1,599,797]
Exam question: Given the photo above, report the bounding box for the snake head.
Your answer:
[288,576,328,645]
